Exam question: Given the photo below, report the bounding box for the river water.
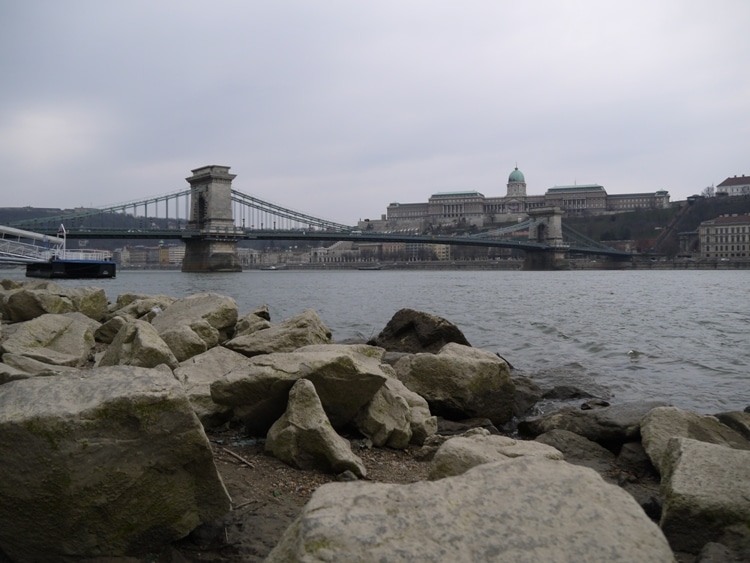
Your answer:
[3,268,748,414]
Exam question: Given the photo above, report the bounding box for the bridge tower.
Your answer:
[524,207,569,270]
[182,165,242,272]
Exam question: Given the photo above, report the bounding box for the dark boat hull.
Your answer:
[26,260,116,279]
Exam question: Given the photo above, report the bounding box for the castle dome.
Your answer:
[509,167,525,183]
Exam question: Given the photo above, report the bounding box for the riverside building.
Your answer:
[698,214,750,260]
[363,167,670,232]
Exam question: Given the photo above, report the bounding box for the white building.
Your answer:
[698,214,750,259]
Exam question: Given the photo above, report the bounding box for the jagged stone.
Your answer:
[660,437,750,554]
[211,343,388,435]
[150,292,238,341]
[265,378,366,477]
[224,309,332,358]
[428,429,564,479]
[394,342,515,426]
[267,457,673,562]
[63,286,109,321]
[160,319,220,363]
[234,308,272,337]
[518,401,670,451]
[98,319,179,369]
[94,314,129,344]
[641,406,750,474]
[5,288,77,321]
[0,365,231,561]
[174,346,254,427]
[354,375,437,448]
[0,313,95,367]
[368,307,471,353]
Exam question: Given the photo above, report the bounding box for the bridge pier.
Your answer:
[182,165,242,273]
[523,207,570,270]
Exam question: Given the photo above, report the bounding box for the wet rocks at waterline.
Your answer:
[0,278,749,560]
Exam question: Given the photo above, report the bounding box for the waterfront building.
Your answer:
[698,214,750,259]
[374,166,670,233]
[716,175,750,197]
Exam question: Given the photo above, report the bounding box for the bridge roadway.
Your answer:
[35,226,631,258]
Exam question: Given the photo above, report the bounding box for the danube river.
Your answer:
[4,268,748,414]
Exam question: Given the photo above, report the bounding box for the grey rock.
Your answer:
[714,410,750,442]
[429,430,564,479]
[98,319,179,370]
[174,346,254,428]
[354,375,437,448]
[0,313,96,367]
[0,366,231,561]
[212,343,388,435]
[641,406,750,475]
[535,428,616,476]
[150,292,238,341]
[267,457,674,562]
[234,309,272,337]
[394,343,515,427]
[660,437,750,554]
[368,307,471,353]
[265,378,366,477]
[518,401,670,451]
[224,309,332,357]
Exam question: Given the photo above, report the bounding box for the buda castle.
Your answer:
[367,167,670,232]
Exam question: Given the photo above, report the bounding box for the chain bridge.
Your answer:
[5,165,630,271]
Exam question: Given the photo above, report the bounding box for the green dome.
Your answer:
[509,167,525,183]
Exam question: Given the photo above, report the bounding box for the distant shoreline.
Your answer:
[3,258,749,274]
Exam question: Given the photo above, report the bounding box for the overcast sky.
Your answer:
[1,1,748,225]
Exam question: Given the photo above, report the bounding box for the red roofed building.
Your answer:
[716,175,750,197]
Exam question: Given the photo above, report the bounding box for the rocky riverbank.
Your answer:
[1,278,749,562]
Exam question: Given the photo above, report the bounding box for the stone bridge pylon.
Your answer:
[524,207,569,270]
[182,165,242,272]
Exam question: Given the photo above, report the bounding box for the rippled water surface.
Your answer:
[9,268,749,413]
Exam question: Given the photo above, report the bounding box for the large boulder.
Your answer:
[267,457,674,562]
[150,292,238,342]
[63,286,109,321]
[354,375,437,448]
[368,307,471,353]
[0,365,231,561]
[265,378,366,478]
[660,437,750,554]
[4,286,108,322]
[0,313,96,367]
[518,401,670,451]
[174,346,255,427]
[640,406,750,474]
[224,309,332,357]
[4,287,76,322]
[393,343,515,426]
[98,319,179,370]
[160,319,220,363]
[428,430,564,479]
[211,344,388,435]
